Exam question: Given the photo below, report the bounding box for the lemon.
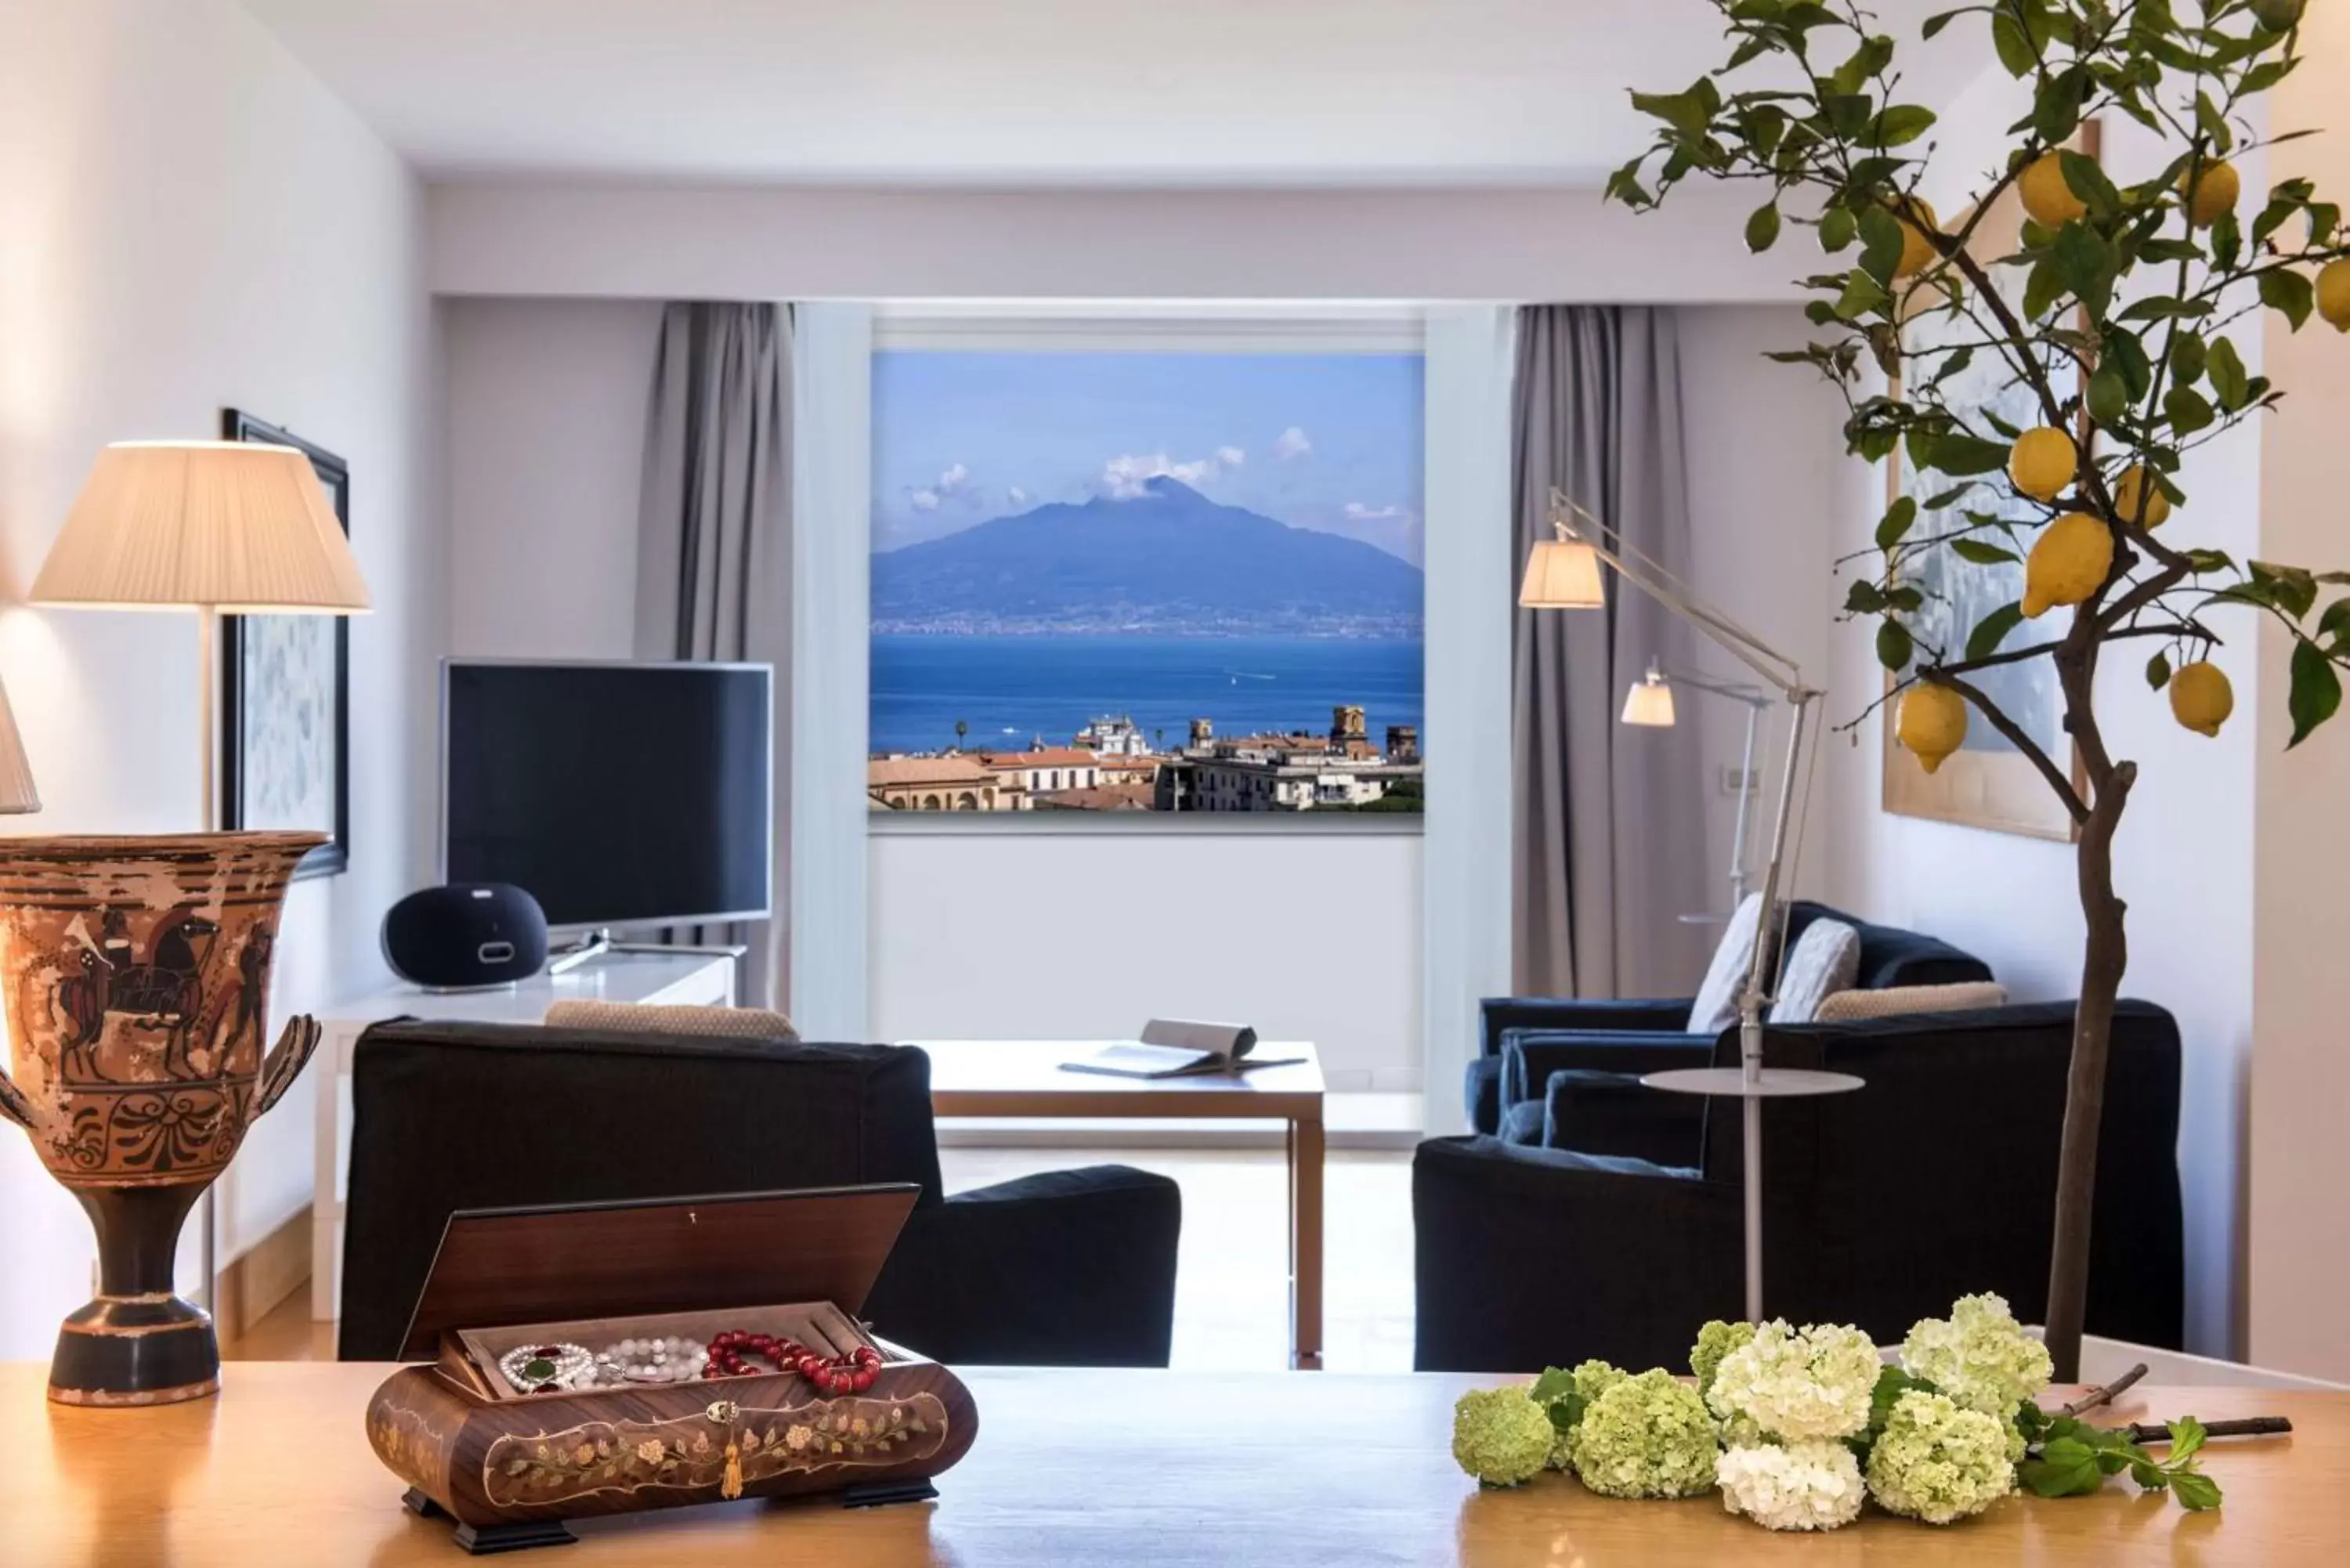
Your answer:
[1893,195,1940,278]
[2180,159,2240,228]
[2020,153,2088,228]
[2113,464,2172,529]
[2008,426,2077,502]
[1896,684,1969,775]
[2170,660,2234,738]
[2319,258,2350,332]
[2022,511,2115,618]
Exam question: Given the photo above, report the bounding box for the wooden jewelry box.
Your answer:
[365,1184,978,1553]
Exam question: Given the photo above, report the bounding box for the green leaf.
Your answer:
[2171,1471,2222,1512]
[1953,538,2021,566]
[2106,327,2153,399]
[1846,580,1888,615]
[1928,344,1975,389]
[2261,267,2316,331]
[1966,602,2026,662]
[2147,650,2172,689]
[1930,433,2012,477]
[2166,385,2214,435]
[1992,8,2037,76]
[1746,201,1783,253]
[2052,222,2114,320]
[2288,638,2342,747]
[2130,1457,2171,1490]
[1877,496,1918,550]
[2171,331,2207,386]
[1870,105,1937,148]
[1858,203,1906,287]
[1631,87,1712,139]
[2211,208,2242,271]
[2186,547,2235,573]
[1836,267,1890,319]
[2020,1436,2107,1498]
[1923,483,1974,508]
[1922,9,1966,41]
[1878,619,1915,671]
[2023,251,2066,323]
[1819,204,1857,252]
[2059,150,2121,220]
[2120,296,2216,322]
[2195,91,2234,157]
[2208,337,2250,411]
[2167,1416,2207,1465]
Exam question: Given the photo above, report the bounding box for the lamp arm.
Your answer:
[1653,667,1771,707]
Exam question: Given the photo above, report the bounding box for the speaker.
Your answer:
[381,883,549,988]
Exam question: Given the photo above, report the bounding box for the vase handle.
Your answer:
[0,1065,37,1135]
[254,1014,324,1121]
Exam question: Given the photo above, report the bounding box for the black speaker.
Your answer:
[381,883,549,988]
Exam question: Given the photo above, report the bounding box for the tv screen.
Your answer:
[443,660,773,931]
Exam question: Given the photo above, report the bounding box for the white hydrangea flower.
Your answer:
[1900,1293,2054,1418]
[1716,1440,1865,1532]
[1705,1320,1881,1442]
[1866,1389,2016,1524]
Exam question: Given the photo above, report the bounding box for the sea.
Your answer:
[869,634,1426,755]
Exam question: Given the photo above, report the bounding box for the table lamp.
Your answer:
[31,438,369,1310]
[0,675,41,815]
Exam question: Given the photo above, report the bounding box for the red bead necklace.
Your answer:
[701,1330,884,1394]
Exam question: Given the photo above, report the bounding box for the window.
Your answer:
[868,317,1426,819]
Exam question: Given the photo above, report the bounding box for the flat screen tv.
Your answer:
[441,659,773,932]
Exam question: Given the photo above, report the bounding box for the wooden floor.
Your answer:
[226,1147,1419,1371]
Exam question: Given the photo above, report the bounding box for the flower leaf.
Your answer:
[1966,602,2026,662]
[2287,638,2342,748]
[2171,1470,2223,1511]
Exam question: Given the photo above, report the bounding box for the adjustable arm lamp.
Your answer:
[1620,659,1770,912]
[1520,486,1856,1323]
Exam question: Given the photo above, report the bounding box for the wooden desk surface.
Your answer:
[916,1039,1325,1118]
[5,1362,2341,1565]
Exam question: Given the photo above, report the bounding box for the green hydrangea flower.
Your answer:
[1690,1320,1756,1401]
[1900,1293,2053,1421]
[1706,1320,1881,1443]
[1529,1360,1628,1469]
[1452,1386,1554,1487]
[1569,1368,1719,1499]
[1866,1389,2016,1523]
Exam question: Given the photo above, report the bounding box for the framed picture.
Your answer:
[1882,128,2095,844]
[220,409,351,880]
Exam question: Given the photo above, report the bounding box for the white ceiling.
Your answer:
[242,0,1989,186]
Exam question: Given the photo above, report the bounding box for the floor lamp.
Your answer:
[1620,659,1770,913]
[31,439,371,1313]
[1520,485,1857,1323]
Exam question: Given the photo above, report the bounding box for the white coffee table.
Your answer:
[913,1039,1327,1369]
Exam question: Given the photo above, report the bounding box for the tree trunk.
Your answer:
[2045,757,2135,1382]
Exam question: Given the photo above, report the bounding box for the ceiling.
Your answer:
[241,0,1990,186]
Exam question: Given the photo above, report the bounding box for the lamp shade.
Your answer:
[0,677,40,814]
[31,441,370,613]
[1517,537,1607,609]
[1621,671,1677,728]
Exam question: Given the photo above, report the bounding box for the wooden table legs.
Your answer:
[1287,1112,1325,1371]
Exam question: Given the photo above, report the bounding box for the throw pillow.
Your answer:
[1686,894,1766,1035]
[1767,919,1862,1024]
[543,999,798,1042]
[1814,981,2008,1021]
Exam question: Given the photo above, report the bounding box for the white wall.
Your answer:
[0,0,438,1353]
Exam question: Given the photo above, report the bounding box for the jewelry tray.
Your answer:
[364,1184,978,1555]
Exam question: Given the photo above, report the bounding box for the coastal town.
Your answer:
[867,706,1424,814]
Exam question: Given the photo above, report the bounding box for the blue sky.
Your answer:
[871,350,1426,564]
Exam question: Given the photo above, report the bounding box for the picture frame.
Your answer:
[1881,126,2097,844]
[220,409,352,880]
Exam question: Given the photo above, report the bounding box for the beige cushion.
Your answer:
[543,999,798,1041]
[1813,982,2008,1022]
[1767,919,1862,1024]
[1687,894,1766,1035]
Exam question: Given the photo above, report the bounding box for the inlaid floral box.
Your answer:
[365,1184,978,1553]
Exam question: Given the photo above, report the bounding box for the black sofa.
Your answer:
[1415,1000,2183,1372]
[338,1019,1182,1367]
[1470,900,1993,1142]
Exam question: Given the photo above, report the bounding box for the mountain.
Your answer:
[871,478,1423,636]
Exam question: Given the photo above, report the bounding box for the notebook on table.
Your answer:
[1061,1020,1303,1080]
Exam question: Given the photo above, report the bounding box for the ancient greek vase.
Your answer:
[0,833,324,1406]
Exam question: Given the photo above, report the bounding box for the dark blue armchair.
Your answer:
[1468,901,1993,1147]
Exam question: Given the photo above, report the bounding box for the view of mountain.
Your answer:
[870,477,1424,637]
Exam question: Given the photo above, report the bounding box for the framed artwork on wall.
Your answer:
[221,409,352,880]
[1881,127,2097,844]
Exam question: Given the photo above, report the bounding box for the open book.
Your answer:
[1060,1020,1302,1080]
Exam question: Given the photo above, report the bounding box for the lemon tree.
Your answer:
[1607,0,2350,1380]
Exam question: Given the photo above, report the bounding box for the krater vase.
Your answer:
[0,833,325,1406]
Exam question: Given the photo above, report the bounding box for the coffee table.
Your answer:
[913,1039,1327,1370]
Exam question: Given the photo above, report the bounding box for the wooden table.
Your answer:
[5,1362,2341,1564]
[916,1039,1327,1369]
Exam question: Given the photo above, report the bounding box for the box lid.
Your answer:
[396,1183,921,1360]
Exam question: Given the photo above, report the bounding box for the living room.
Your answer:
[3,0,2348,1561]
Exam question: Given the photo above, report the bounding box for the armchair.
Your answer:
[1417,1000,2183,1372]
[338,1019,1181,1367]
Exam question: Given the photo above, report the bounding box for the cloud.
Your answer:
[1343,501,1408,520]
[937,461,971,493]
[1101,450,1227,499]
[909,488,942,512]
[1273,426,1312,461]
[1216,445,1246,468]
[1007,486,1029,506]
[906,460,973,514]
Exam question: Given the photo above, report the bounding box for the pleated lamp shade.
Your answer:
[1620,670,1678,728]
[0,677,40,814]
[1517,537,1607,609]
[31,441,370,613]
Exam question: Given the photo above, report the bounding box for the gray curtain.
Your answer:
[1511,305,1710,999]
[635,302,794,1010]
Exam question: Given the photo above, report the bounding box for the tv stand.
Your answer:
[548,930,748,976]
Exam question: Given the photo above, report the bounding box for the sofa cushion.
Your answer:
[544,999,798,1041]
[1815,981,2008,1021]
[1769,919,1861,1024]
[1499,1099,1548,1147]
[1686,893,1766,1034]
